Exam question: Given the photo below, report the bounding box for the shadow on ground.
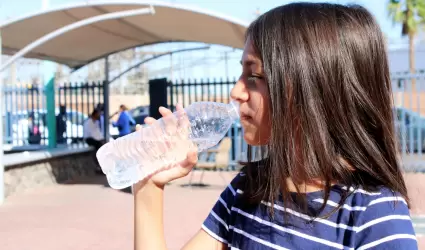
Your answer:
[61,175,133,194]
[180,183,210,188]
[62,173,227,195]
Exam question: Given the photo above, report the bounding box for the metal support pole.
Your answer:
[103,57,110,141]
[0,7,155,72]
[45,76,56,148]
[224,51,229,79]
[0,30,5,204]
[170,53,173,82]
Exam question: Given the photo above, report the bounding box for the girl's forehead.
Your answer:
[241,41,262,69]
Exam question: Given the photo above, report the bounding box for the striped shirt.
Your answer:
[203,173,418,249]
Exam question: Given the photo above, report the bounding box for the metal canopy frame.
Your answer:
[0,0,248,205]
[0,5,156,205]
[0,0,248,70]
[108,45,210,85]
[0,6,156,72]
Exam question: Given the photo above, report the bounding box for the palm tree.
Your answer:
[388,0,425,77]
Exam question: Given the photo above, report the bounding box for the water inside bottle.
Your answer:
[107,160,139,189]
[100,101,238,189]
[133,134,195,179]
[192,136,223,151]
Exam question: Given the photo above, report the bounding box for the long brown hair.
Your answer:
[239,2,409,215]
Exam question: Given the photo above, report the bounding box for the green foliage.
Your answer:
[388,0,425,35]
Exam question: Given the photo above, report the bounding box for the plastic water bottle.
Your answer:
[96,101,240,189]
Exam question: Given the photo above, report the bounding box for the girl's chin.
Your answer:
[240,122,270,145]
[243,132,268,146]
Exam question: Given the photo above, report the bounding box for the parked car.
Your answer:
[128,105,149,126]
[394,107,425,152]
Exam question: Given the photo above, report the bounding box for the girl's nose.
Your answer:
[230,78,249,102]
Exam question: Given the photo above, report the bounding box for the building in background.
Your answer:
[388,44,425,73]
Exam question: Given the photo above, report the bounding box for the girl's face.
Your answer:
[230,39,271,146]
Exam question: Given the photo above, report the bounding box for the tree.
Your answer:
[388,0,425,77]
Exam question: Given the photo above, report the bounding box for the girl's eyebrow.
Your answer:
[240,59,257,67]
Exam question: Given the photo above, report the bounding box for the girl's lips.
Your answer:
[240,114,252,121]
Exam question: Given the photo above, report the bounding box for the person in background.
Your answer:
[83,109,105,173]
[112,104,136,137]
[96,103,105,135]
[56,105,67,144]
[27,112,41,145]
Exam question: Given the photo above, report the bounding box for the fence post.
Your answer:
[45,77,56,148]
[103,56,110,141]
[149,78,168,120]
[0,30,4,204]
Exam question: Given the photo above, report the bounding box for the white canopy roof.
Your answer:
[0,0,248,69]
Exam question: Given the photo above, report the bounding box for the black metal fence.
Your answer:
[166,74,425,172]
[5,74,425,170]
[2,81,105,148]
[167,78,236,111]
[391,73,425,171]
[167,78,249,168]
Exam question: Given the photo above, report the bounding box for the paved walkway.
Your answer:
[0,171,234,250]
[0,171,424,249]
[413,216,425,237]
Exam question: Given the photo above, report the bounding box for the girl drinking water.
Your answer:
[133,2,418,249]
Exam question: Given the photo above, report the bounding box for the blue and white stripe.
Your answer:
[202,175,418,250]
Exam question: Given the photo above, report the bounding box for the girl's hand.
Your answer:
[133,103,198,190]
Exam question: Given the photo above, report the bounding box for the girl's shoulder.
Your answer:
[230,172,413,232]
[339,185,409,214]
[340,185,416,249]
[204,174,417,249]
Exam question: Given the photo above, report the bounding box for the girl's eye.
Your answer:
[246,75,263,89]
[245,76,257,89]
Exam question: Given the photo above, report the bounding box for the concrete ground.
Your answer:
[0,171,424,250]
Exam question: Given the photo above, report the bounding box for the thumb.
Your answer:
[187,150,198,165]
[180,150,198,169]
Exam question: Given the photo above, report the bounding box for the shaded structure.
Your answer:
[0,0,248,204]
[0,0,247,69]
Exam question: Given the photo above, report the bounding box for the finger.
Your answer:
[144,117,156,125]
[159,106,173,117]
[158,106,175,137]
[147,107,176,155]
[162,114,178,139]
[186,150,198,167]
[164,150,198,177]
[177,150,198,169]
[143,117,158,151]
[141,118,162,159]
[159,107,179,149]
[174,104,190,138]
[176,103,184,111]
[135,124,142,131]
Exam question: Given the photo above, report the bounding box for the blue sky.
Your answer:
[0,0,407,83]
[0,0,400,37]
